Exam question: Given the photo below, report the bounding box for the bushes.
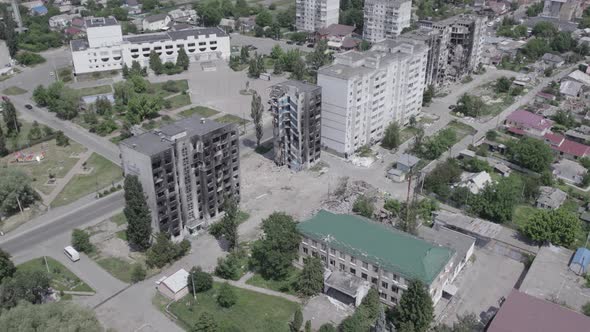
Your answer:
[130,264,146,283]
[352,195,374,218]
[214,252,243,280]
[145,234,191,268]
[71,229,93,253]
[217,282,237,308]
[188,267,213,294]
[14,51,46,66]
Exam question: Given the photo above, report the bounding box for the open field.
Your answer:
[151,80,189,98]
[52,153,122,207]
[2,86,27,95]
[166,93,191,109]
[75,85,113,97]
[179,106,220,118]
[18,256,94,293]
[246,267,300,296]
[158,282,299,331]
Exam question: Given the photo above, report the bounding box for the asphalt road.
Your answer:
[0,192,124,257]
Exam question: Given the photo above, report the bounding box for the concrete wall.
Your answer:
[318,74,350,155]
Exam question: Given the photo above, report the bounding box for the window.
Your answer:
[373,265,379,273]
[392,274,399,281]
[312,251,318,258]
[330,248,336,255]
[361,273,368,280]
[312,240,317,247]
[350,257,356,264]
[391,297,397,304]
[382,281,388,289]
[303,248,308,254]
[362,262,368,269]
[350,268,356,275]
[339,263,345,271]
[339,251,345,259]
[321,244,327,251]
[371,277,378,285]
[391,286,399,293]
[330,259,335,266]
[380,293,387,300]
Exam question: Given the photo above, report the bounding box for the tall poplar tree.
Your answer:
[124,175,152,251]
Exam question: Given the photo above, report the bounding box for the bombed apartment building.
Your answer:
[270,80,322,171]
[120,116,240,239]
[408,14,486,87]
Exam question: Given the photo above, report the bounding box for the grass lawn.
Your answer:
[116,230,127,241]
[400,126,419,144]
[94,256,134,283]
[447,120,476,141]
[511,204,537,230]
[111,212,127,226]
[166,94,191,110]
[1,139,87,196]
[52,153,122,207]
[246,267,300,296]
[216,114,250,126]
[162,282,299,331]
[151,80,189,98]
[76,84,113,97]
[18,257,94,293]
[2,86,27,95]
[179,106,220,118]
[263,57,275,70]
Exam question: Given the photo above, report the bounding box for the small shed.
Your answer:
[569,248,590,275]
[396,153,420,173]
[157,269,189,301]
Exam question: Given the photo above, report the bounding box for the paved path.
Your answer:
[38,150,93,206]
[213,276,302,303]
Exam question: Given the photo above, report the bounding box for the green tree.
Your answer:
[506,137,553,172]
[532,21,558,38]
[422,85,434,106]
[124,175,152,251]
[176,48,190,70]
[219,197,240,251]
[361,288,381,320]
[248,56,261,78]
[526,2,543,17]
[0,8,18,57]
[469,175,523,223]
[0,269,51,309]
[393,279,434,332]
[454,94,485,117]
[552,110,576,128]
[141,0,160,11]
[214,252,241,280]
[0,169,39,215]
[192,312,218,332]
[306,39,330,72]
[217,282,237,307]
[382,122,401,149]
[433,313,483,332]
[583,302,590,317]
[149,51,163,75]
[130,263,147,283]
[188,266,213,294]
[495,77,512,93]
[250,212,301,279]
[255,9,273,27]
[27,121,43,141]
[32,85,48,106]
[250,91,264,147]
[359,40,371,51]
[304,320,312,332]
[290,57,306,81]
[424,159,462,199]
[240,46,250,64]
[273,57,284,74]
[146,233,181,268]
[522,38,551,60]
[291,308,303,332]
[271,44,284,59]
[384,199,402,216]
[521,208,582,247]
[2,100,20,135]
[122,64,129,78]
[352,195,374,218]
[71,229,93,253]
[318,323,336,332]
[0,301,102,331]
[0,134,7,158]
[297,256,324,296]
[0,249,15,283]
[55,130,70,146]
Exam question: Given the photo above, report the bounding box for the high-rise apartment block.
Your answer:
[541,0,580,21]
[318,39,428,157]
[415,15,486,86]
[363,0,412,43]
[295,0,339,32]
[120,117,240,239]
[270,80,322,171]
[71,17,230,75]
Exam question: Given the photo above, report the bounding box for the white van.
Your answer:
[64,246,80,262]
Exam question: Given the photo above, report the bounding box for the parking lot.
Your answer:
[435,245,526,326]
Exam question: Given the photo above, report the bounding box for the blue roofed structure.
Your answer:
[569,247,590,275]
[31,5,48,15]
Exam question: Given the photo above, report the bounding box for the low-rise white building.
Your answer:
[318,38,428,157]
[156,269,189,301]
[49,13,77,29]
[142,13,171,31]
[71,17,230,75]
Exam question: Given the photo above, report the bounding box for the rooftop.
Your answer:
[570,247,590,275]
[536,186,567,209]
[123,27,227,45]
[560,80,583,97]
[541,53,565,63]
[487,289,590,332]
[273,80,321,94]
[324,270,370,297]
[318,24,356,37]
[566,70,590,86]
[519,245,590,314]
[297,210,454,284]
[143,13,169,23]
[544,132,590,157]
[397,153,420,168]
[417,225,475,271]
[85,17,118,28]
[506,109,553,131]
[161,268,189,293]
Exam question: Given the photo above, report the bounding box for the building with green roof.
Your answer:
[296,210,456,306]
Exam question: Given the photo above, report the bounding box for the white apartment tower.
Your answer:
[318,39,428,157]
[296,0,339,32]
[363,0,412,42]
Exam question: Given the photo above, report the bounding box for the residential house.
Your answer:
[542,53,565,67]
[219,18,236,32]
[544,132,590,160]
[122,0,142,15]
[458,171,492,194]
[560,80,583,98]
[387,153,420,182]
[296,211,458,307]
[317,24,358,51]
[565,128,590,143]
[31,5,48,15]
[505,109,554,138]
[488,290,590,332]
[156,269,189,301]
[536,186,567,209]
[487,0,510,15]
[142,14,171,31]
[168,8,197,23]
[493,162,511,177]
[552,158,587,184]
[565,70,590,86]
[535,91,558,102]
[49,14,76,29]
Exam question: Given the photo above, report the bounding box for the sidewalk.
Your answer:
[38,150,93,206]
[213,275,302,303]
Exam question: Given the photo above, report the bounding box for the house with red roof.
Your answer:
[544,132,590,160]
[316,24,360,51]
[487,289,590,332]
[505,109,553,138]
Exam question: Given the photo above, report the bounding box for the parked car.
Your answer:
[64,246,80,262]
[25,104,33,110]
[307,43,314,48]
[286,40,294,45]
[296,41,304,46]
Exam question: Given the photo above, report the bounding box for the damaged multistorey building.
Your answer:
[270,80,322,171]
[119,116,240,239]
[402,14,486,88]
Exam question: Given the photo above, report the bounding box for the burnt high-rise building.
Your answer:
[120,116,240,239]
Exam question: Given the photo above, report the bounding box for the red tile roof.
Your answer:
[488,289,590,332]
[318,24,355,37]
[506,110,553,131]
[544,132,590,157]
[507,127,526,136]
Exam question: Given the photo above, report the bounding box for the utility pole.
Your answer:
[191,272,196,300]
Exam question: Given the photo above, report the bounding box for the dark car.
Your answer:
[286,40,294,45]
[307,43,314,48]
[25,104,33,110]
[296,41,304,46]
[449,105,456,110]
